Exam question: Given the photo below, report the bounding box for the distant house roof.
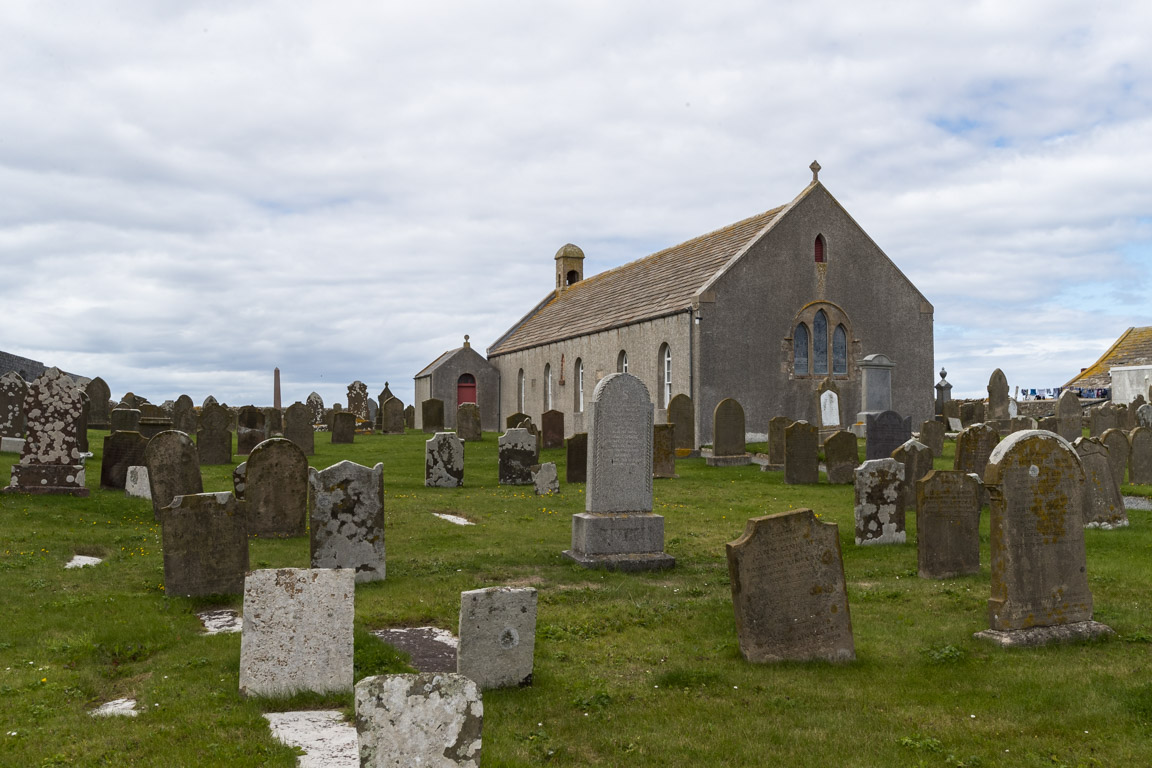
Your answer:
[487,198,797,357]
[1064,326,1152,389]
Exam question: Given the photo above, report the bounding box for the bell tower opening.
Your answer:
[555,243,585,292]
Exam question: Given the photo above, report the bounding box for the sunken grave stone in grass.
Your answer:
[865,410,911,462]
[891,438,933,513]
[232,462,246,500]
[726,508,854,663]
[404,404,415,430]
[652,423,677,478]
[309,460,386,583]
[1138,403,1152,429]
[457,403,482,442]
[954,422,999,505]
[239,568,355,697]
[422,398,445,433]
[305,391,324,425]
[498,428,535,485]
[161,491,248,597]
[767,415,791,467]
[381,397,406,434]
[347,380,370,420]
[5,368,89,497]
[246,438,309,537]
[666,394,695,455]
[1056,389,1083,442]
[783,420,818,485]
[331,411,356,444]
[505,412,529,430]
[916,470,981,579]
[976,430,1114,647]
[235,405,266,455]
[566,432,588,483]
[355,673,482,768]
[0,371,28,438]
[541,409,565,450]
[1130,426,1152,485]
[197,402,233,465]
[708,397,751,466]
[144,430,202,520]
[823,429,858,484]
[282,402,315,456]
[919,419,945,458]
[110,407,141,434]
[533,462,559,495]
[85,376,111,429]
[426,432,465,488]
[1073,437,1127,529]
[563,373,674,571]
[1100,428,1130,489]
[457,586,538,689]
[854,458,906,546]
[171,394,197,435]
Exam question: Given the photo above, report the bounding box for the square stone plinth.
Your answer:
[974,620,1114,648]
[706,454,752,467]
[563,513,674,571]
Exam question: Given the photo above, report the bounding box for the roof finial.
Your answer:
[463,334,470,348]
[810,160,821,183]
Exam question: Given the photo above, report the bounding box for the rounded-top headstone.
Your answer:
[586,373,653,514]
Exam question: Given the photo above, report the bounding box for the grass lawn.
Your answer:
[1,429,1151,767]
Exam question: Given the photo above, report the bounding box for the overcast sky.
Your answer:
[1,1,1148,407]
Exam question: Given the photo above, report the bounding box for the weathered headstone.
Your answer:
[948,416,963,431]
[404,405,415,430]
[282,402,315,455]
[235,406,266,455]
[563,373,673,571]
[125,465,150,499]
[566,432,587,483]
[306,392,325,425]
[331,411,356,444]
[916,470,981,579]
[1056,389,1082,442]
[457,403,482,442]
[1100,428,1130,489]
[709,398,750,465]
[959,402,976,428]
[541,409,564,449]
[422,399,445,433]
[458,587,538,689]
[238,568,355,697]
[1089,403,1118,437]
[987,368,1010,420]
[1137,403,1152,429]
[498,428,535,485]
[197,403,232,465]
[202,394,218,409]
[977,430,1112,646]
[854,458,906,545]
[532,462,559,495]
[954,423,1000,504]
[891,438,933,513]
[0,371,28,438]
[505,412,529,430]
[823,430,858,484]
[366,397,378,426]
[161,491,248,596]
[767,416,791,467]
[426,432,465,488]
[354,673,482,768]
[144,430,202,520]
[865,410,911,461]
[110,407,141,434]
[726,509,854,663]
[347,380,370,420]
[1038,415,1059,433]
[138,403,171,439]
[4,368,88,496]
[783,420,819,485]
[262,407,283,437]
[816,378,841,444]
[1129,426,1152,485]
[380,397,406,434]
[666,394,695,454]
[516,418,540,463]
[171,395,197,435]
[652,423,677,478]
[919,420,945,458]
[1073,437,1127,529]
[246,438,309,537]
[309,460,386,583]
[85,377,111,429]
[232,461,247,500]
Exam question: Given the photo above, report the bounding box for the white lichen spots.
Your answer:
[66,555,103,569]
[91,698,138,717]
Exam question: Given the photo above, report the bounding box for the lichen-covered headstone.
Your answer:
[854,458,905,545]
[125,466,151,499]
[865,410,911,461]
[162,492,248,597]
[331,411,356,444]
[919,419,945,457]
[422,399,445,433]
[306,392,325,425]
[197,403,232,465]
[1073,437,1127,529]
[457,587,537,689]
[0,371,28,438]
[309,460,386,583]
[85,377,111,429]
[426,432,464,488]
[457,403,482,442]
[532,462,559,495]
[355,673,482,768]
[1099,428,1130,490]
[726,509,854,663]
[5,368,88,497]
[346,380,370,420]
[239,568,355,697]
[1129,426,1152,485]
[283,402,315,456]
[566,432,587,483]
[783,420,818,485]
[891,438,933,513]
[100,431,149,490]
[247,438,309,537]
[916,470,981,579]
[380,397,405,434]
[823,430,858,484]
[144,430,202,519]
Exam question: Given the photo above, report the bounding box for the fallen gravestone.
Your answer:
[161,492,249,597]
[309,461,386,583]
[457,587,537,689]
[916,470,981,579]
[371,627,458,672]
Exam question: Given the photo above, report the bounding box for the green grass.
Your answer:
[2,430,1151,766]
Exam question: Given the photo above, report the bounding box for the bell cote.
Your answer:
[555,243,585,292]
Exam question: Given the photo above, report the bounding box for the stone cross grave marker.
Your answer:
[310,460,386,582]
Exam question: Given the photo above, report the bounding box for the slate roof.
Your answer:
[1063,326,1152,389]
[487,202,792,356]
[415,347,463,379]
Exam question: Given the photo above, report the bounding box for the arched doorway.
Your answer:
[457,373,477,405]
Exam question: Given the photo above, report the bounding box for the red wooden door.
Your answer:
[457,373,477,404]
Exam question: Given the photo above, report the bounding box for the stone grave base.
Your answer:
[653,471,679,479]
[974,620,1114,648]
[674,448,700,458]
[562,550,676,572]
[1,436,24,453]
[706,454,752,467]
[758,463,784,472]
[7,464,89,496]
[570,512,666,554]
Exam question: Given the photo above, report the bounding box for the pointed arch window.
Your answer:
[657,343,671,408]
[833,325,848,375]
[814,234,826,263]
[574,358,584,412]
[517,369,525,412]
[544,363,552,410]
[794,324,809,375]
[813,310,828,375]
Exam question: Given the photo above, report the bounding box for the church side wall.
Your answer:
[413,376,431,430]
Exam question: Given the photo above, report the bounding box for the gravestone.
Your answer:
[306,392,325,425]
[916,470,981,579]
[0,371,28,438]
[236,406,266,455]
[954,423,1000,504]
[457,403,482,441]
[516,418,540,463]
[987,368,1010,420]
[666,394,695,454]
[566,432,587,483]
[1056,389,1082,442]
[726,509,854,663]
[238,568,355,697]
[865,410,911,461]
[426,432,465,488]
[767,416,791,467]
[816,378,841,444]
[202,395,218,409]
[1116,403,1132,432]
[283,402,315,455]
[161,491,248,597]
[505,412,529,430]
[171,395,197,435]
[125,465,150,499]
[498,428,535,485]
[5,368,88,497]
[347,380,370,420]
[458,587,538,689]
[246,438,309,537]
[854,458,906,545]
[1038,415,1059,433]
[1089,403,1118,436]
[563,373,673,571]
[541,409,564,449]
[891,438,933,513]
[823,430,858,484]
[1129,426,1152,484]
[856,353,895,429]
[422,399,445,433]
[85,377,111,429]
[263,407,282,437]
[138,403,171,439]
[935,368,952,416]
[101,430,149,490]
[310,461,386,583]
[948,416,963,431]
[1009,416,1037,433]
[532,462,559,495]
[942,399,961,425]
[232,461,246,500]
[959,402,976,428]
[1137,403,1152,428]
[783,420,819,485]
[354,673,482,768]
[1100,428,1130,489]
[380,397,406,434]
[919,420,945,458]
[709,398,750,465]
[404,405,415,430]
[76,391,89,452]
[977,430,1112,646]
[1073,437,1127,529]
[366,398,378,426]
[652,423,677,478]
[110,407,141,434]
[144,430,202,520]
[197,403,232,465]
[331,411,356,444]
[119,392,144,409]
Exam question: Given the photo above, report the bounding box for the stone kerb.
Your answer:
[309,460,386,583]
[457,587,538,690]
[144,430,203,520]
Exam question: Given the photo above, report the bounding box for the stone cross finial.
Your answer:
[463,334,470,348]
[810,160,821,182]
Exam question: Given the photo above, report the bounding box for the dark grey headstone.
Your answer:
[246,438,309,537]
[919,420,945,457]
[566,432,587,484]
[891,438,933,513]
[100,431,149,490]
[1100,428,1130,489]
[987,368,1010,420]
[1056,390,1082,442]
[197,403,232,465]
[0,371,28,438]
[332,411,356,444]
[865,410,911,461]
[783,420,818,485]
[1073,437,1127,529]
[110,407,141,434]
[85,377,111,428]
[505,412,529,430]
[712,398,745,458]
[422,399,445,433]
[823,430,857,484]
[171,395,197,435]
[236,406,267,455]
[381,397,405,435]
[916,470,981,579]
[283,402,315,455]
[541,409,564,450]
[457,404,482,442]
[653,423,676,479]
[954,423,999,504]
[144,430,202,520]
[666,394,694,452]
[161,491,248,597]
[768,416,791,467]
